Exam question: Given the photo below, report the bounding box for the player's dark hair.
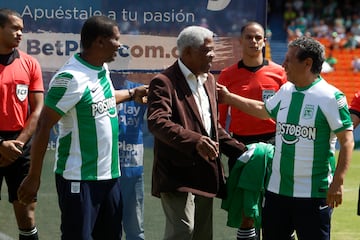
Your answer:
[0,8,21,28]
[288,36,325,74]
[240,21,265,37]
[80,15,118,50]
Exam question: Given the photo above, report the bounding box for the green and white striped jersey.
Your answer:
[265,76,352,198]
[46,53,121,181]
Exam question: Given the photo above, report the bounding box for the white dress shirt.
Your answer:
[178,59,212,136]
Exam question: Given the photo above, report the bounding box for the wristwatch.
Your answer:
[128,88,135,100]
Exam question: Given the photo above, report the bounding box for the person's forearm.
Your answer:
[115,89,133,104]
[115,85,148,104]
[333,137,353,186]
[350,113,360,129]
[17,92,44,144]
[326,130,353,208]
[225,93,270,120]
[17,112,41,145]
[28,127,50,179]
[27,106,59,179]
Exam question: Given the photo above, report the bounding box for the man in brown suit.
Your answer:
[147,25,247,240]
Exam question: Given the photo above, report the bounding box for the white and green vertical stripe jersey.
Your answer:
[265,77,352,198]
[46,53,121,181]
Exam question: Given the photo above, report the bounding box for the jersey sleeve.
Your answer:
[264,83,289,119]
[28,56,44,92]
[45,71,82,115]
[323,91,353,133]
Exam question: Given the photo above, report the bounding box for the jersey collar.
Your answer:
[238,59,269,72]
[0,49,19,66]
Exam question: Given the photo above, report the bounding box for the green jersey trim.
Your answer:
[74,53,103,71]
[294,76,322,91]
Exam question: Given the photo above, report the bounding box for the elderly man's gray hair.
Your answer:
[177,26,214,57]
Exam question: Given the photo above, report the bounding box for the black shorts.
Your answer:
[0,131,32,203]
[0,157,32,202]
[262,191,332,240]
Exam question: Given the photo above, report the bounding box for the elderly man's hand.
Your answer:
[195,136,219,161]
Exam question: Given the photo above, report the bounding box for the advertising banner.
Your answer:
[4,0,267,74]
[2,0,267,149]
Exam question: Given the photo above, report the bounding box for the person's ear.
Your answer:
[95,36,104,48]
[304,58,313,69]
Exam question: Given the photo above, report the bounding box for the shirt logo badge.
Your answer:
[262,89,275,102]
[303,104,314,119]
[16,84,28,102]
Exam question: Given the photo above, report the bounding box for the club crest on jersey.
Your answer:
[302,104,314,119]
[16,84,28,102]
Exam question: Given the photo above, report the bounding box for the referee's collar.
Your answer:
[0,49,20,66]
[238,59,269,72]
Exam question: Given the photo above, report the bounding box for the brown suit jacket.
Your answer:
[147,61,246,198]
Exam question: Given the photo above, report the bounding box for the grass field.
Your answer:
[0,148,359,239]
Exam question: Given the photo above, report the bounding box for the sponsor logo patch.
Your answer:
[16,84,28,102]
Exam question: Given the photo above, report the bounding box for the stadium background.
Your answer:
[0,1,359,239]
